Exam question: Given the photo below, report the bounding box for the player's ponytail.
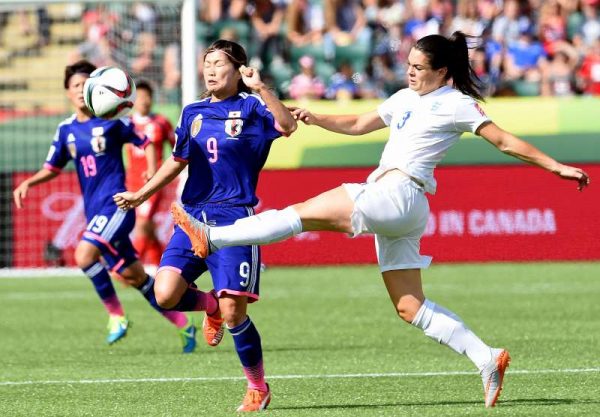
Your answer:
[414,31,484,102]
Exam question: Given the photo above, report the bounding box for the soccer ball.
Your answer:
[83,66,136,120]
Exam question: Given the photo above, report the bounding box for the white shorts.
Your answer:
[343,175,432,272]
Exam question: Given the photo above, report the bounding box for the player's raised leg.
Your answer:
[171,185,354,258]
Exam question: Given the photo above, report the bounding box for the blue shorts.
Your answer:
[158,204,261,302]
[82,207,138,271]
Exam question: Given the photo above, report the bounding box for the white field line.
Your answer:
[1,367,599,387]
[0,268,81,278]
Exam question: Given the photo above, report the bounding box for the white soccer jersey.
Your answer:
[370,85,490,194]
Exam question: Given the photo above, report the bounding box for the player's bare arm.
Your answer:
[289,108,386,136]
[13,168,59,209]
[478,121,590,191]
[114,157,187,210]
[240,65,297,135]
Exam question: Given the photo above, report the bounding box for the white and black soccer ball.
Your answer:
[83,66,136,120]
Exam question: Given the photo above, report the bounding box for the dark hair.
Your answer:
[202,39,251,96]
[414,31,484,101]
[135,79,154,97]
[64,60,96,89]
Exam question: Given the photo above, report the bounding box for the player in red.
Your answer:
[126,80,175,267]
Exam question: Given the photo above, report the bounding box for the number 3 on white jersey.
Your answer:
[87,215,108,233]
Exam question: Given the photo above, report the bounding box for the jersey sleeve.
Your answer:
[454,97,490,134]
[249,94,283,140]
[377,90,404,126]
[172,111,190,162]
[43,126,70,173]
[120,118,149,148]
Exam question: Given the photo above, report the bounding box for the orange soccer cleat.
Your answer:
[236,384,271,412]
[203,290,224,347]
[481,348,511,407]
[170,202,211,258]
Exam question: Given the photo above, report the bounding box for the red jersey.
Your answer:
[126,112,175,190]
[578,54,600,96]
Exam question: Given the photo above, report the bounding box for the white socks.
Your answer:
[412,299,492,371]
[210,207,303,249]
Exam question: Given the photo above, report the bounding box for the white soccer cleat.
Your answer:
[481,348,511,407]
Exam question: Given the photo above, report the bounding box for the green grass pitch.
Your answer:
[1,263,599,416]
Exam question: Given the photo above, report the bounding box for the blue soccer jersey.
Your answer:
[44,114,148,220]
[173,92,282,206]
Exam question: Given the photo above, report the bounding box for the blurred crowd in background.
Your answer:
[3,0,600,103]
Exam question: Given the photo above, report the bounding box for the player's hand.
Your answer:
[556,164,590,191]
[113,191,143,210]
[288,106,316,125]
[239,65,263,91]
[13,182,29,209]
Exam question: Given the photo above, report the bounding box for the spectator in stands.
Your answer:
[502,24,547,83]
[0,11,9,47]
[324,0,372,47]
[132,2,157,35]
[471,46,496,96]
[68,6,115,67]
[130,32,162,84]
[429,0,455,32]
[326,61,360,99]
[289,55,326,99]
[541,44,578,96]
[538,0,568,56]
[286,0,326,48]
[248,0,286,69]
[448,0,485,37]
[491,0,530,46]
[162,42,181,103]
[578,0,600,47]
[404,2,441,41]
[369,51,406,96]
[576,37,600,95]
[203,0,248,23]
[19,7,51,47]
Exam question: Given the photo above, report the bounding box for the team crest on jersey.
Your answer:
[225,117,243,138]
[67,133,77,158]
[90,127,106,154]
[191,114,203,138]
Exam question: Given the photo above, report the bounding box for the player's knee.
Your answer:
[153,281,178,309]
[220,302,247,328]
[74,249,98,269]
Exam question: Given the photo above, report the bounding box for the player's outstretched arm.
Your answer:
[114,157,187,210]
[13,168,59,209]
[289,108,386,136]
[478,121,590,191]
